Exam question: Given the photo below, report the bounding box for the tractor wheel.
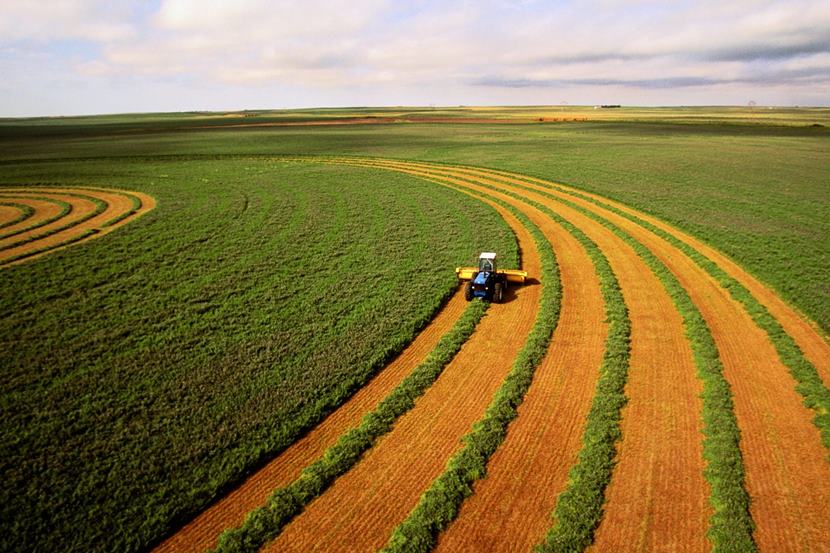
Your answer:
[464,281,473,301]
[493,282,504,303]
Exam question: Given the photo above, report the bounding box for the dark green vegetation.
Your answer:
[215,299,490,553]
[384,184,561,552]
[0,158,515,552]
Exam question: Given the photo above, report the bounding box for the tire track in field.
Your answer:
[263,199,542,552]
[0,187,155,266]
[366,160,709,551]
[458,166,830,551]
[153,290,469,552]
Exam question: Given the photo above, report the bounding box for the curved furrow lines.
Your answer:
[0,187,154,266]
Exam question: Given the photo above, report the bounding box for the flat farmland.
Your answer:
[1,106,828,553]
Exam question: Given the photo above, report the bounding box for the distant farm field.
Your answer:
[1,107,828,553]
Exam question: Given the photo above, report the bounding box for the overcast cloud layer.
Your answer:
[1,0,828,116]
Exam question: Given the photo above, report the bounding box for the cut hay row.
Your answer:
[211,298,489,552]
[0,202,35,232]
[0,196,71,241]
[456,165,830,550]
[261,196,542,552]
[356,160,708,551]
[379,176,562,552]
[444,168,753,550]
[0,187,155,267]
[155,292,471,553]
[387,159,829,550]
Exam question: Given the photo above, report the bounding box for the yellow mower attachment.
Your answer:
[455,267,527,283]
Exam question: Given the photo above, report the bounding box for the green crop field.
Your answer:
[1,106,828,552]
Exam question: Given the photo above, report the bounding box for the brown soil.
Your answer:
[0,197,65,238]
[375,161,710,551]
[501,171,830,390]
[467,166,830,551]
[0,204,25,225]
[263,199,542,552]
[0,187,154,266]
[432,180,608,550]
[153,290,469,552]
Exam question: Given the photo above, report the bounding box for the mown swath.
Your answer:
[0,187,155,266]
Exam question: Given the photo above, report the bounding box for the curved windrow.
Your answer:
[0,187,155,266]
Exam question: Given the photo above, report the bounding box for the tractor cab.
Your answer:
[478,252,497,273]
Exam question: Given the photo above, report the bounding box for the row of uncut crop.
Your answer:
[190,156,830,553]
[0,160,518,553]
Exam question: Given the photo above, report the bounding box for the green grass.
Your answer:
[382,178,562,552]
[214,298,490,553]
[0,159,516,553]
[3,113,824,333]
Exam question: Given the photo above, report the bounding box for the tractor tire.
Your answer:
[493,282,504,303]
[464,281,473,301]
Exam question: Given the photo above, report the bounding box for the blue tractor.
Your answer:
[456,252,527,303]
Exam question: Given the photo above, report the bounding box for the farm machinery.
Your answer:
[456,252,527,303]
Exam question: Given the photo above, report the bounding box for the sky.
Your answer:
[1,0,829,117]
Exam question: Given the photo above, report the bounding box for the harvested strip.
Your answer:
[0,203,34,231]
[382,179,561,551]
[0,193,98,250]
[264,199,541,552]
[469,167,830,551]
[434,183,606,552]
[478,167,830,391]
[0,196,70,241]
[376,161,707,551]
[214,297,487,553]
[0,187,155,266]
[158,291,469,552]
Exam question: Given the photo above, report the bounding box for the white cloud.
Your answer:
[0,0,136,42]
[1,0,829,114]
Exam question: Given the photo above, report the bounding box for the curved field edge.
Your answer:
[213,300,488,552]
[377,174,562,551]
[489,170,830,458]
[369,160,755,550]
[0,162,517,553]
[0,187,156,267]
